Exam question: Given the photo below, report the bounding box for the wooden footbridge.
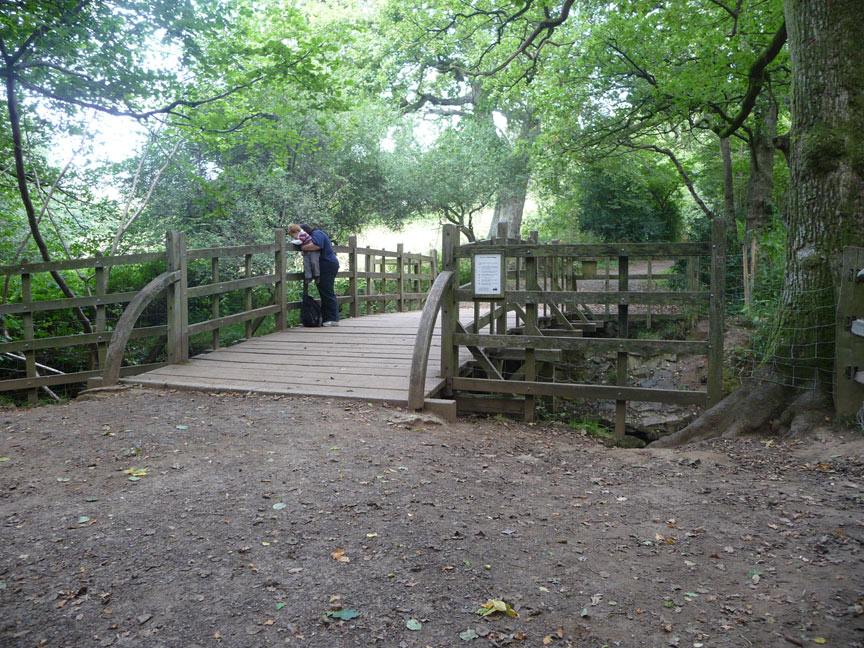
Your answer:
[1,223,733,433]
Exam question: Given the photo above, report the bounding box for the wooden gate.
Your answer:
[434,220,727,435]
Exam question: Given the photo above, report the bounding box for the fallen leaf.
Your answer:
[331,549,350,563]
[272,503,287,511]
[0,457,10,462]
[459,628,478,641]
[275,602,286,610]
[77,516,90,524]
[175,425,188,430]
[406,618,422,630]
[327,609,360,620]
[475,599,518,618]
[813,639,826,645]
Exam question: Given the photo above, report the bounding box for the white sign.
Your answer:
[473,254,503,297]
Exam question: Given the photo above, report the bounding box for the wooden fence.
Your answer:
[428,220,725,434]
[0,230,436,403]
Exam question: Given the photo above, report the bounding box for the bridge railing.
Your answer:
[0,229,437,403]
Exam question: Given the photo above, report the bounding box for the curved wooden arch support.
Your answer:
[408,270,454,410]
[102,270,180,386]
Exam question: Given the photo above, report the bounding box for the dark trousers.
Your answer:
[317,263,339,322]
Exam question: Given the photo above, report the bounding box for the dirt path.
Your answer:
[1,389,862,647]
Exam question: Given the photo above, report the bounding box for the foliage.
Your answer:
[576,157,683,243]
[392,119,512,241]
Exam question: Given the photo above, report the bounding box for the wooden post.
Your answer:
[497,222,508,334]
[379,255,386,311]
[414,258,421,310]
[750,238,758,296]
[615,253,630,438]
[244,253,253,339]
[686,257,698,292]
[604,257,611,318]
[514,254,522,329]
[20,264,37,405]
[707,218,726,406]
[94,256,107,368]
[166,230,189,364]
[429,247,438,280]
[834,247,864,416]
[524,251,539,421]
[397,243,405,312]
[550,239,560,322]
[440,224,459,394]
[274,229,287,330]
[646,259,653,330]
[348,234,359,318]
[365,252,372,315]
[211,257,220,349]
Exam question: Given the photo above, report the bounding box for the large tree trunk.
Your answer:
[652,0,864,446]
[719,137,737,232]
[486,113,539,240]
[487,173,529,239]
[776,0,864,389]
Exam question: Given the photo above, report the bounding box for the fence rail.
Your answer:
[424,220,725,434]
[0,230,436,402]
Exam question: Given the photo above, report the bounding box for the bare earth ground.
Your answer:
[1,389,863,648]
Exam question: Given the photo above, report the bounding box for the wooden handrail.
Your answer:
[408,270,454,410]
[102,270,180,386]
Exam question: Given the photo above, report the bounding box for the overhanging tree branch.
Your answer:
[622,142,715,219]
[450,0,576,78]
[715,21,786,138]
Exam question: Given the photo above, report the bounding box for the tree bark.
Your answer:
[719,137,737,232]
[774,0,864,390]
[743,101,778,238]
[488,174,529,240]
[486,113,538,240]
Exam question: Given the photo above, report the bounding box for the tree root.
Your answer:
[648,376,832,448]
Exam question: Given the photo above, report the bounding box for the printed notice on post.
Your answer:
[473,254,503,297]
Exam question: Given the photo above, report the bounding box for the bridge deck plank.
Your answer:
[127,310,464,405]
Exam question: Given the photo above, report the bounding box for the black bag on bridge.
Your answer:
[300,280,322,327]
